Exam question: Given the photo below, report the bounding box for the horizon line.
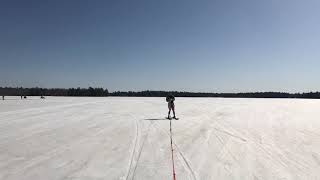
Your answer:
[1,86,319,94]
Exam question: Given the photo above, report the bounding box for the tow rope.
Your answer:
[169,120,177,180]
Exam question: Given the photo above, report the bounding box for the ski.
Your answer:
[166,117,179,120]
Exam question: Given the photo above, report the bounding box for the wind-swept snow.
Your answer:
[0,97,320,180]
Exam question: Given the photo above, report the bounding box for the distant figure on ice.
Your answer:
[2,96,4,100]
[21,96,23,99]
[166,94,177,119]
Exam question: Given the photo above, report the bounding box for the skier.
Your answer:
[166,94,177,119]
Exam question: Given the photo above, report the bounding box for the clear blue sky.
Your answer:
[1,0,320,92]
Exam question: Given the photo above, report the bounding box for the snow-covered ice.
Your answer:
[1,97,320,180]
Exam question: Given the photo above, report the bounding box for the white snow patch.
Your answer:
[0,97,320,180]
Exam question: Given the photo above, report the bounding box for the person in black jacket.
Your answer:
[166,94,176,119]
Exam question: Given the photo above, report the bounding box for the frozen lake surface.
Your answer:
[1,97,320,180]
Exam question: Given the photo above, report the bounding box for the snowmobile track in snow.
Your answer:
[125,118,139,180]
[126,120,153,180]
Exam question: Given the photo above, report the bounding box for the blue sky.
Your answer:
[1,0,320,92]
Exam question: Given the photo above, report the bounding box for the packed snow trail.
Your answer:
[0,97,320,180]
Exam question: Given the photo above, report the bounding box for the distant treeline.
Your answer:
[0,87,109,97]
[1,87,320,99]
[111,91,320,99]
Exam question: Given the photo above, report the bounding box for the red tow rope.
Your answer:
[170,120,177,180]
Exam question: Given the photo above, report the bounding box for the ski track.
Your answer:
[131,122,153,180]
[1,97,320,180]
[213,128,247,142]
[126,120,153,180]
[152,121,197,180]
[174,143,198,180]
[125,117,139,180]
